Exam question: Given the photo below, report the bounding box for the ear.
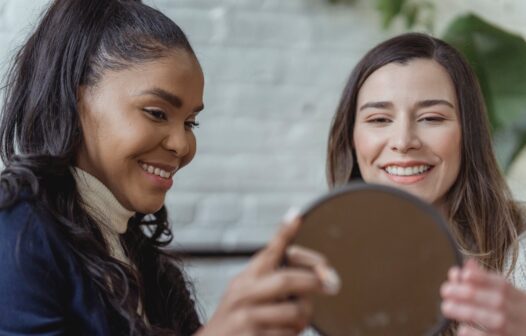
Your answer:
[75,85,97,140]
[76,85,96,127]
[76,85,87,116]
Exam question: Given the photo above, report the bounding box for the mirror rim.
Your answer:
[296,182,463,336]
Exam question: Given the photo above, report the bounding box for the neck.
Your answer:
[72,167,135,234]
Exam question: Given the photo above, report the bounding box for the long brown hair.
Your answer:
[327,32,524,273]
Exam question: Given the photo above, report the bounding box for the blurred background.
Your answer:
[1,0,525,322]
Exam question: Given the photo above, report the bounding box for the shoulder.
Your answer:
[0,197,74,296]
[0,199,72,333]
[0,197,114,335]
[0,198,69,273]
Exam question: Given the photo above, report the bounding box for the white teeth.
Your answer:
[385,165,430,176]
[139,162,174,179]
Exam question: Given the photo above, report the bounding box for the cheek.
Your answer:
[446,133,462,182]
[353,128,382,167]
[180,132,197,168]
[78,112,110,168]
[434,127,462,169]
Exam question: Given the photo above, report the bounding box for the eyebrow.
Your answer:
[139,87,204,113]
[416,99,454,109]
[358,101,393,111]
[358,99,454,112]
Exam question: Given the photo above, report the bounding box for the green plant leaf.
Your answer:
[442,14,526,170]
[403,4,419,29]
[376,0,406,29]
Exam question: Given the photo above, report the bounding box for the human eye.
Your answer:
[143,108,167,121]
[366,117,392,124]
[185,120,200,130]
[419,115,446,123]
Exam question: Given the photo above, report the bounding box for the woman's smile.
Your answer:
[381,161,434,185]
[138,160,178,190]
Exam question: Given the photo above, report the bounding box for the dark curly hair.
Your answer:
[0,0,201,334]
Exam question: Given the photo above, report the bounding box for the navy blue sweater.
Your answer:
[0,199,118,335]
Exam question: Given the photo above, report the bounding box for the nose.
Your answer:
[389,120,422,153]
[162,126,190,157]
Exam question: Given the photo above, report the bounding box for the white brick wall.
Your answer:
[1,0,525,325]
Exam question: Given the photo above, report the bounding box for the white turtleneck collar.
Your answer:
[73,167,149,320]
[72,167,136,264]
[72,167,135,234]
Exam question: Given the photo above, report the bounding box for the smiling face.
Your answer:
[353,58,461,208]
[76,50,204,214]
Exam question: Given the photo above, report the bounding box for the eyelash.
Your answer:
[185,121,200,130]
[143,108,200,130]
[144,108,167,121]
[365,116,446,124]
[367,117,391,124]
[419,116,446,123]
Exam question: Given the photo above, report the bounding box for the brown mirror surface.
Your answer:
[293,183,461,336]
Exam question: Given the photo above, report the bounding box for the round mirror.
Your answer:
[293,183,461,336]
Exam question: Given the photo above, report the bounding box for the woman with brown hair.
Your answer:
[326,32,526,334]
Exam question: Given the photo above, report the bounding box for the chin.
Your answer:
[400,187,431,203]
[132,198,165,215]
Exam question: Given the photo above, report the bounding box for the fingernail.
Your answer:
[320,268,341,295]
[282,207,301,225]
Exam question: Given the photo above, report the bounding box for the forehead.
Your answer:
[94,50,204,98]
[357,59,457,106]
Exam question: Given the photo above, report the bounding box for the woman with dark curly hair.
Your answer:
[0,1,339,335]
[326,32,526,335]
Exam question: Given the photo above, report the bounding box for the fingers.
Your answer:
[212,208,341,336]
[286,245,341,295]
[227,268,324,307]
[244,209,341,295]
[460,259,508,289]
[442,259,512,311]
[440,259,518,335]
[247,209,302,275]
[251,268,327,302]
[457,323,490,336]
[286,245,326,267]
[257,329,298,336]
[441,300,505,331]
[448,265,462,283]
[441,282,504,310]
[248,299,313,332]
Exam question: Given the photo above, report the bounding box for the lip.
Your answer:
[381,161,434,185]
[139,160,179,173]
[138,160,177,191]
[381,161,433,168]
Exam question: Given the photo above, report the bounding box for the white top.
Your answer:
[506,231,526,291]
[72,167,134,264]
